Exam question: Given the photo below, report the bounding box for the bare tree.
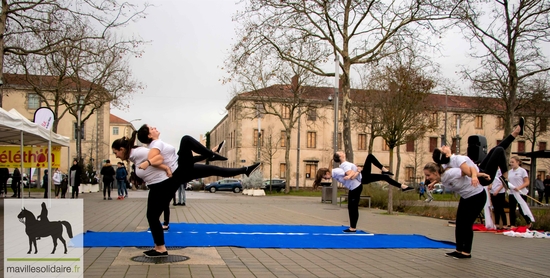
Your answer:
[230,0,454,163]
[225,46,326,193]
[521,75,550,152]
[367,61,436,214]
[0,0,149,106]
[453,0,550,148]
[260,128,282,192]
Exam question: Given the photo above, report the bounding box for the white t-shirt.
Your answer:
[441,168,483,199]
[148,139,178,173]
[490,169,505,194]
[508,167,529,195]
[443,155,479,172]
[332,168,361,190]
[129,146,168,185]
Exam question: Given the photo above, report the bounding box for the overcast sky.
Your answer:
[111,0,473,148]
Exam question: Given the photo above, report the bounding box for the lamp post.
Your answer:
[125,118,142,137]
[76,95,85,164]
[332,56,339,206]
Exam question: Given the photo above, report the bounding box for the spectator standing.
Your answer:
[60,174,68,198]
[100,160,115,200]
[52,169,62,199]
[507,156,531,229]
[116,162,129,199]
[0,167,9,197]
[11,168,21,198]
[175,183,186,206]
[544,175,550,205]
[42,169,49,198]
[535,176,545,204]
[69,160,82,199]
[419,183,426,200]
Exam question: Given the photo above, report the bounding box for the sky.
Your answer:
[110,0,474,148]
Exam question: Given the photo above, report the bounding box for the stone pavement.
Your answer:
[1,189,549,278]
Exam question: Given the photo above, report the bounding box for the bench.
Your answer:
[339,194,371,208]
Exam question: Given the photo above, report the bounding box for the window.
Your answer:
[307,108,317,121]
[451,114,461,128]
[517,141,525,153]
[338,132,343,150]
[405,167,415,182]
[73,123,85,140]
[255,103,265,118]
[282,105,290,119]
[497,117,504,129]
[429,137,438,152]
[475,115,483,129]
[431,112,438,125]
[112,127,119,135]
[253,129,264,146]
[358,134,366,150]
[280,131,287,147]
[307,132,316,148]
[539,142,547,151]
[541,118,547,132]
[382,139,390,151]
[537,171,546,180]
[305,163,317,179]
[451,138,457,154]
[357,108,367,123]
[406,138,414,152]
[280,163,286,178]
[28,94,40,109]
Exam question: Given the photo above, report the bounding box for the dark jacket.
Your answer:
[12,168,21,184]
[70,164,82,187]
[0,168,9,181]
[116,167,128,180]
[100,164,115,181]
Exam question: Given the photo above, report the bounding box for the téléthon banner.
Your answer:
[0,146,61,168]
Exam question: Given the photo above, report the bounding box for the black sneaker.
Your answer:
[382,171,394,176]
[499,176,510,190]
[211,153,228,161]
[162,225,169,231]
[245,163,261,177]
[144,250,168,258]
[343,228,357,233]
[518,116,525,136]
[143,249,156,255]
[215,140,225,153]
[445,251,460,258]
[452,253,471,259]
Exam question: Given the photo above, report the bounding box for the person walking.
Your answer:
[11,168,21,198]
[101,160,116,200]
[116,162,129,199]
[42,169,49,198]
[419,183,426,200]
[0,167,9,197]
[52,169,62,199]
[69,160,82,199]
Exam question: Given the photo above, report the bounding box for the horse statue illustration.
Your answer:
[17,203,73,254]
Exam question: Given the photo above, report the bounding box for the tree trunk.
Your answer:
[387,147,394,215]
[342,61,354,163]
[0,0,7,108]
[284,131,292,194]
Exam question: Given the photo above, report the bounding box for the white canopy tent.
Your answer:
[0,107,70,200]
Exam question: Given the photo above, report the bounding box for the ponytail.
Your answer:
[424,162,443,175]
[111,131,138,161]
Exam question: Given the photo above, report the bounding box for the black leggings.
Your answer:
[148,135,248,246]
[360,154,401,188]
[478,134,515,186]
[348,184,363,229]
[491,193,507,226]
[103,180,112,198]
[509,194,531,226]
[455,190,486,253]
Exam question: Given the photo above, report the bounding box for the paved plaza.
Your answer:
[1,189,549,277]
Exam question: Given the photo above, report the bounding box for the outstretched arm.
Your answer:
[459,162,480,186]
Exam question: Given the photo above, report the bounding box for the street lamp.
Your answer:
[125,118,142,137]
[76,95,85,164]
[332,56,339,206]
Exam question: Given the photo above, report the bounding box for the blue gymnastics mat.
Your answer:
[73,223,454,249]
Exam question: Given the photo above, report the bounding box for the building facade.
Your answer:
[208,85,550,188]
[1,74,111,176]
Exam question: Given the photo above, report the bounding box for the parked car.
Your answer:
[431,183,451,194]
[7,173,32,188]
[262,179,286,192]
[186,179,204,191]
[205,178,242,193]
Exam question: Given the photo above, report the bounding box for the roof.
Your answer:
[3,73,101,91]
[110,114,131,125]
